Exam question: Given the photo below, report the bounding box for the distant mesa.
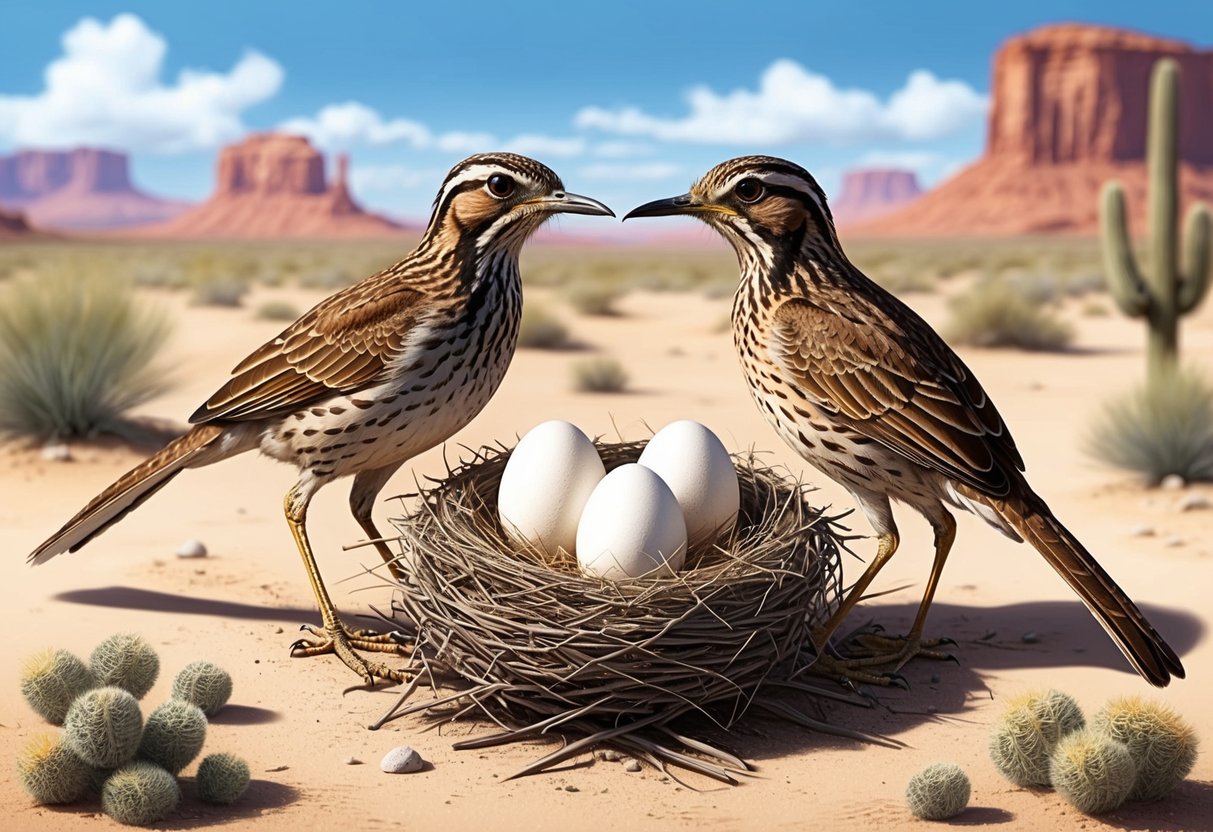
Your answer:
[853,24,1213,236]
[136,133,407,239]
[0,147,190,232]
[831,168,923,227]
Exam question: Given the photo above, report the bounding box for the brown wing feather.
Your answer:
[769,289,1023,497]
[191,277,428,423]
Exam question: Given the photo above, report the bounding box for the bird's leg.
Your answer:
[282,485,406,685]
[350,465,408,582]
[832,512,959,672]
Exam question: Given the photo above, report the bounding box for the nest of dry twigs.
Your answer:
[372,440,877,783]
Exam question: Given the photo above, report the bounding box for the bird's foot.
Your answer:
[834,624,957,672]
[290,623,410,685]
[809,653,911,689]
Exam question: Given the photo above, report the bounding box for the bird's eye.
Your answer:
[486,174,516,199]
[734,178,764,204]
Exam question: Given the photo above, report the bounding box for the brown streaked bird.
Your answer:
[625,156,1184,687]
[31,152,613,685]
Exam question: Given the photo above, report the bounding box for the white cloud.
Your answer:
[590,140,654,159]
[0,14,282,153]
[574,59,986,145]
[579,162,682,181]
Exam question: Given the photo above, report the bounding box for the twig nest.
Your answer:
[17,733,92,805]
[380,746,425,774]
[64,686,144,768]
[905,762,971,820]
[172,660,233,715]
[138,700,207,774]
[102,762,180,826]
[20,648,96,724]
[1049,728,1136,814]
[90,633,159,699]
[1092,696,1198,801]
[989,689,1085,786]
[384,440,845,781]
[196,753,251,804]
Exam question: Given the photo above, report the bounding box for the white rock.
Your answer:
[1165,536,1185,548]
[624,759,642,772]
[380,746,424,774]
[41,443,72,462]
[176,539,208,558]
[1178,493,1211,512]
[342,756,361,765]
[1129,524,1156,538]
[1160,474,1186,491]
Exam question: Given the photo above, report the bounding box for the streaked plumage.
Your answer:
[625,156,1183,687]
[31,153,613,684]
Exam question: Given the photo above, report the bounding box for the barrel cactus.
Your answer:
[90,633,160,699]
[172,661,232,716]
[101,761,180,826]
[20,648,96,724]
[138,699,207,774]
[63,686,144,768]
[1050,728,1136,814]
[905,762,971,820]
[17,733,92,805]
[1092,696,1198,801]
[196,752,251,804]
[989,689,1085,786]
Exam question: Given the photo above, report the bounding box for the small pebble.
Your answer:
[380,746,424,774]
[1021,632,1040,644]
[624,759,642,773]
[1165,536,1185,548]
[41,443,72,462]
[342,756,362,765]
[563,785,579,793]
[176,538,208,558]
[598,749,621,763]
[1178,493,1211,512]
[1129,524,1156,538]
[1160,474,1186,491]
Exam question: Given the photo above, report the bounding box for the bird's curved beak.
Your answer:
[623,193,734,221]
[531,191,615,217]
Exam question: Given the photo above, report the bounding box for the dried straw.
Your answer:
[373,440,879,783]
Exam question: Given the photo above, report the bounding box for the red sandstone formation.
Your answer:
[831,169,923,227]
[0,206,46,239]
[853,24,1213,237]
[0,148,189,231]
[138,134,404,239]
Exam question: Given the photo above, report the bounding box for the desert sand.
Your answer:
[2,253,1211,830]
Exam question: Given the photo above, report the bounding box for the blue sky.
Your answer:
[1,2,1209,227]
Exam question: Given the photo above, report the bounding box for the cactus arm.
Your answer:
[1101,181,1150,317]
[1179,203,1211,314]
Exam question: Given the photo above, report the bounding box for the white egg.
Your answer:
[498,421,605,555]
[637,420,739,548]
[576,464,687,580]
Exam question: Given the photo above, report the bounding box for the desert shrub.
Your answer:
[945,279,1074,351]
[565,282,625,316]
[191,275,247,307]
[1087,367,1213,484]
[0,275,172,440]
[256,300,302,322]
[517,304,570,349]
[572,357,628,393]
[297,267,355,291]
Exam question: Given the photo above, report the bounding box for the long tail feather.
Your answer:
[29,425,227,564]
[999,492,1185,687]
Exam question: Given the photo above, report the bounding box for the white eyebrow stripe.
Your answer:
[713,170,827,217]
[440,164,540,202]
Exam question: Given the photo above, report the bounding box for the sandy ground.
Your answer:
[2,269,1211,831]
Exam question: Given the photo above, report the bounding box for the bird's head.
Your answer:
[624,156,838,256]
[424,153,613,253]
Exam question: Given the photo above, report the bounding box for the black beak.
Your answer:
[623,194,695,221]
[540,191,615,217]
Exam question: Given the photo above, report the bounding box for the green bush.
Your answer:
[1087,368,1213,484]
[255,300,302,322]
[190,276,247,307]
[517,304,570,349]
[0,275,172,440]
[572,357,628,393]
[945,279,1074,351]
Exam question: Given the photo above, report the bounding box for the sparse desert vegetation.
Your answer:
[517,304,571,349]
[572,357,629,393]
[945,278,1075,351]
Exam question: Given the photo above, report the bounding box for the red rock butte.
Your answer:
[0,148,188,231]
[137,133,405,239]
[831,168,923,227]
[853,24,1213,236]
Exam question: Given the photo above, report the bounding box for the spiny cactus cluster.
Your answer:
[989,688,1198,815]
[15,632,252,826]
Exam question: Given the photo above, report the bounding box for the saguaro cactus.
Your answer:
[1101,58,1211,379]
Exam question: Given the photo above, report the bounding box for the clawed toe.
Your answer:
[288,622,411,685]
